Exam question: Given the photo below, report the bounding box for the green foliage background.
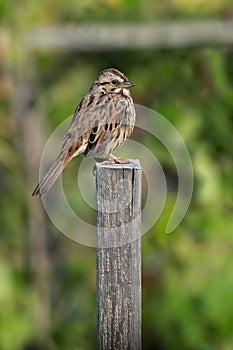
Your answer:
[0,0,233,349]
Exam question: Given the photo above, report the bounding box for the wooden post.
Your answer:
[96,160,142,350]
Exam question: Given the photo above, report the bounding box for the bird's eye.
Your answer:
[112,80,117,85]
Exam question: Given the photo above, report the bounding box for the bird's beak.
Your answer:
[122,80,135,88]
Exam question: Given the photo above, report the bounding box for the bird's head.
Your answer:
[93,68,135,94]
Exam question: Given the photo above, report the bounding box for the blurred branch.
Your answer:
[23,20,233,51]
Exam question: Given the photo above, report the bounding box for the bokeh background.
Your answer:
[1,1,233,349]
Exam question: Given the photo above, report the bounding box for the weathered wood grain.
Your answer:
[96,160,142,350]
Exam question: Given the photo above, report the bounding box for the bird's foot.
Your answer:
[103,154,132,164]
[102,158,132,165]
[92,156,132,175]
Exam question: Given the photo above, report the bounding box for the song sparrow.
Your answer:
[32,68,136,196]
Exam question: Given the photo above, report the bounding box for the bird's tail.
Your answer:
[32,154,68,196]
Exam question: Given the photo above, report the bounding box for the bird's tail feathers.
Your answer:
[32,154,68,196]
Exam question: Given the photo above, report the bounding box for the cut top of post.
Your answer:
[95,159,141,171]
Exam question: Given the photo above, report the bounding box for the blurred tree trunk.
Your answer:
[12,56,53,347]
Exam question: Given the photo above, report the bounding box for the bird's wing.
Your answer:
[60,93,128,156]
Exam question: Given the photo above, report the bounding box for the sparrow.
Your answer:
[32,68,135,196]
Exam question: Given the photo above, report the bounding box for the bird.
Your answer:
[32,68,136,196]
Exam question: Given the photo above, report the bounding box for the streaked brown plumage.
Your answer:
[32,68,136,196]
